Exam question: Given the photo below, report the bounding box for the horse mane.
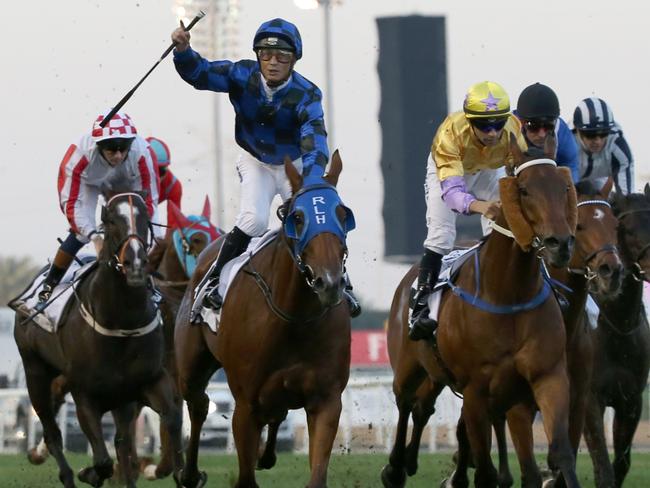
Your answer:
[147,235,171,273]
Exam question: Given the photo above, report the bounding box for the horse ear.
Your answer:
[600,177,614,199]
[285,155,302,194]
[645,183,650,200]
[558,167,578,234]
[499,176,536,251]
[202,195,211,221]
[543,132,557,160]
[508,132,523,173]
[324,150,342,187]
[168,201,192,230]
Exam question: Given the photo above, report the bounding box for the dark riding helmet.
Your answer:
[253,18,303,60]
[573,97,615,132]
[516,83,560,121]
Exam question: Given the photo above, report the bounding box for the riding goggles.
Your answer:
[523,119,556,133]
[471,118,507,133]
[257,48,294,64]
[98,138,134,153]
[580,131,610,140]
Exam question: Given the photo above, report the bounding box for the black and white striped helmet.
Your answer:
[573,97,615,132]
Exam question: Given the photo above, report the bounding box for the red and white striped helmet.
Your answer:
[91,110,138,142]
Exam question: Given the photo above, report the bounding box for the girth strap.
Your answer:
[79,303,161,337]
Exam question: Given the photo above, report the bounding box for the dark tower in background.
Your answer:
[377,16,448,263]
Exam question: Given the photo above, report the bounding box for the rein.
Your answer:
[241,239,340,324]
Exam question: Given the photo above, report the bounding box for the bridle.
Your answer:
[104,192,151,274]
[567,199,619,282]
[616,206,650,281]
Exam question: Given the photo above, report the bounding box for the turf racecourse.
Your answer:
[2,452,649,487]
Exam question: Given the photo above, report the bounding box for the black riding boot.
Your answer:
[343,271,361,318]
[38,249,75,305]
[408,249,443,341]
[202,226,252,311]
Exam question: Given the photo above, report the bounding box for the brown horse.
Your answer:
[382,177,624,488]
[175,151,355,488]
[583,184,650,488]
[488,178,624,487]
[382,135,581,488]
[14,191,184,488]
[137,198,220,480]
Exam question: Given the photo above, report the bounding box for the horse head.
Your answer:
[282,150,356,309]
[167,197,222,278]
[610,183,650,282]
[572,178,623,296]
[499,133,576,267]
[100,190,151,287]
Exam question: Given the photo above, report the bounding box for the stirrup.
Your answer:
[202,285,223,311]
[37,284,54,304]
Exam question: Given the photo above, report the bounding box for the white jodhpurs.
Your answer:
[233,151,303,237]
[423,154,505,255]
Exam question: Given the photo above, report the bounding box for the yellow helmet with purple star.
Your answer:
[463,81,510,120]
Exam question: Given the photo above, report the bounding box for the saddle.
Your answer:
[8,256,97,333]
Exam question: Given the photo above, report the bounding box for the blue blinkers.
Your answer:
[284,183,355,255]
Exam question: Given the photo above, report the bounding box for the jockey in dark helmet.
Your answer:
[171,18,361,318]
[515,82,579,182]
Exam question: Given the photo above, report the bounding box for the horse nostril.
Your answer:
[598,263,612,278]
[312,276,325,291]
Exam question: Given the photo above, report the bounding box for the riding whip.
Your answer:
[100,10,206,128]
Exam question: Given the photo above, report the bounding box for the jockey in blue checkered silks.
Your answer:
[171,18,360,317]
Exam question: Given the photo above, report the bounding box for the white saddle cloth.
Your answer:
[11,252,97,332]
[191,229,279,331]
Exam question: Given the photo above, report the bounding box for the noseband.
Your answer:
[568,199,619,281]
[105,193,151,273]
[617,206,650,281]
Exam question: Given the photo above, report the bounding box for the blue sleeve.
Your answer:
[555,119,579,182]
[297,89,329,179]
[173,47,233,93]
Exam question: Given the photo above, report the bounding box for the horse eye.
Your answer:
[576,224,584,232]
[518,186,528,196]
[294,214,303,224]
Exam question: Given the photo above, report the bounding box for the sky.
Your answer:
[2,0,649,310]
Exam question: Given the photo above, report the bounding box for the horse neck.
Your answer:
[476,217,543,303]
[160,239,189,281]
[257,235,321,314]
[554,268,589,341]
[85,265,154,327]
[597,270,644,333]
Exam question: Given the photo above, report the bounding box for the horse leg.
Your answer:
[304,395,343,488]
[505,405,541,488]
[405,381,442,476]
[23,361,75,488]
[493,414,514,488]
[462,387,499,488]
[74,395,115,487]
[232,402,263,488]
[152,389,183,479]
[381,366,427,488]
[139,371,184,487]
[612,397,642,487]
[111,403,140,488]
[582,396,614,488]
[530,372,580,488]
[28,374,68,465]
[257,421,280,470]
[442,412,470,488]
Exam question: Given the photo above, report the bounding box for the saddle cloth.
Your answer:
[191,228,279,331]
[409,243,481,324]
[9,253,97,333]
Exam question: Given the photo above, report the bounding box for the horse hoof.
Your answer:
[78,467,103,487]
[143,464,158,480]
[542,480,555,488]
[256,453,277,470]
[176,469,207,488]
[27,447,49,465]
[381,464,406,488]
